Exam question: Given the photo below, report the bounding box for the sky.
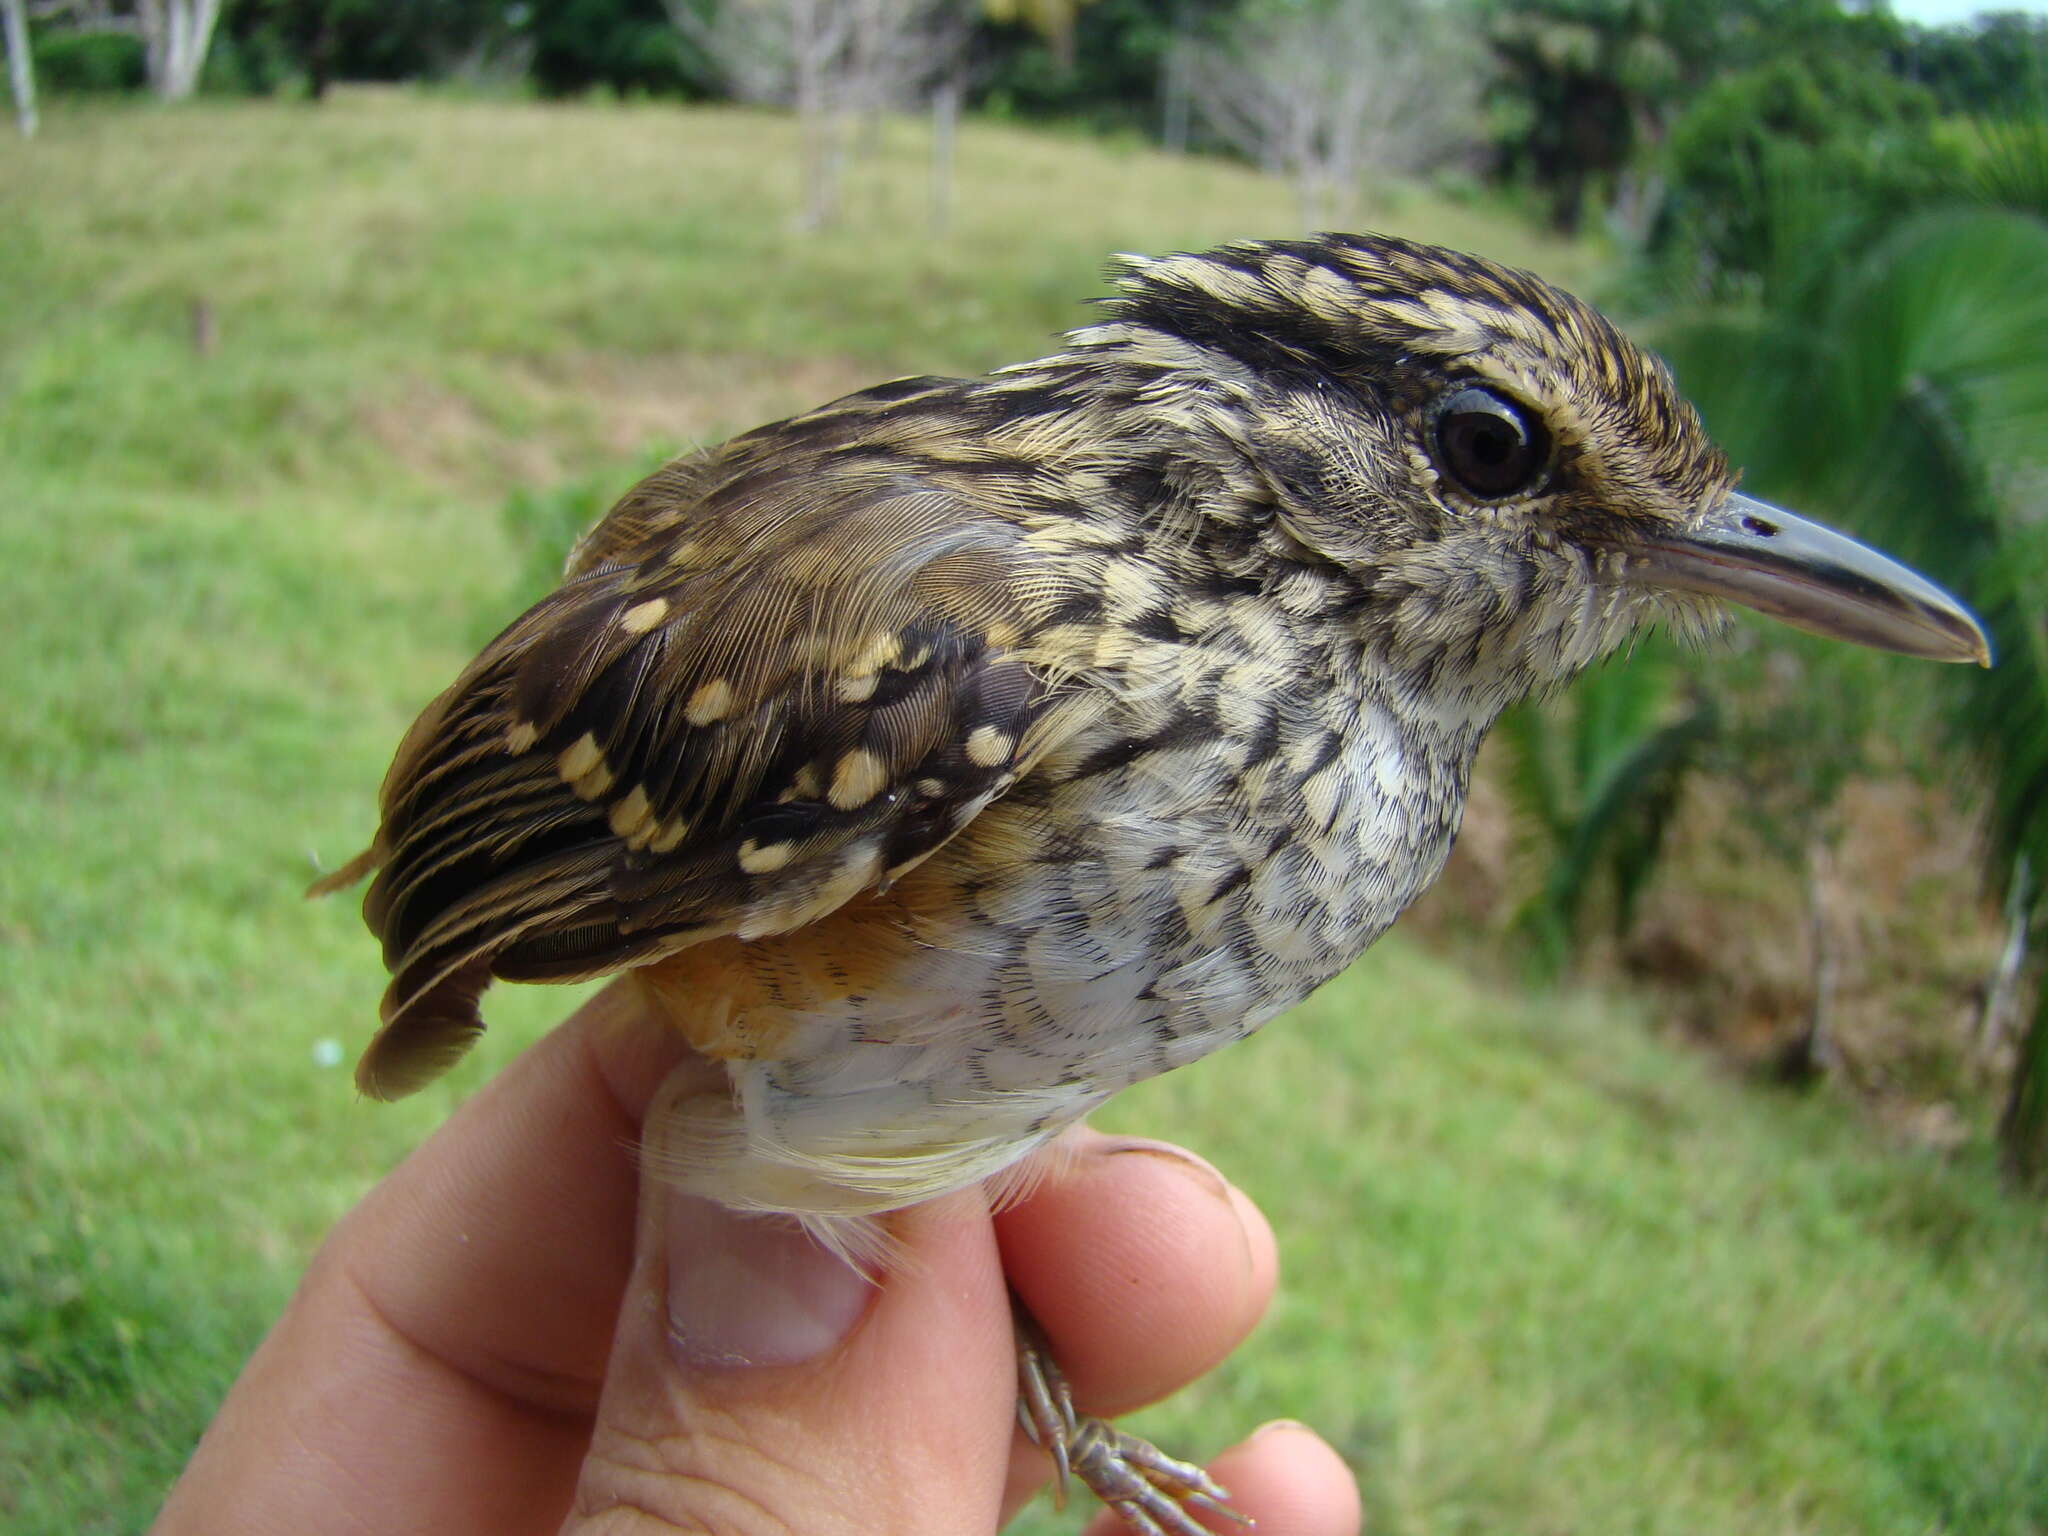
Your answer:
[1886,0,2048,23]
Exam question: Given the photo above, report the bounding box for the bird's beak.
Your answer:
[1616,492,1991,666]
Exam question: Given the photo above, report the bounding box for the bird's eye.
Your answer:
[1433,387,1549,499]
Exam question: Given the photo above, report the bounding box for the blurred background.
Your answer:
[4,1,2047,1531]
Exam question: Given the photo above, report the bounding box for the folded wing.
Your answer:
[331,448,1065,1099]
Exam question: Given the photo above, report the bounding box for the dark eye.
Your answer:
[1433,386,1548,499]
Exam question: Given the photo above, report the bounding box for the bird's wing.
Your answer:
[329,451,1081,1099]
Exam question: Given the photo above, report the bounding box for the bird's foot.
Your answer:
[1014,1296,1246,1536]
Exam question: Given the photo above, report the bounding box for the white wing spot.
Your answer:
[558,733,603,781]
[608,785,653,842]
[829,749,888,809]
[966,726,1014,768]
[620,597,669,635]
[845,631,902,676]
[648,815,692,854]
[556,732,615,802]
[738,837,796,874]
[686,679,735,726]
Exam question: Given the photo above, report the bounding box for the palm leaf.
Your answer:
[1500,644,1714,975]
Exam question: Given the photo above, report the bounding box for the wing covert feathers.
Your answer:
[329,397,1085,1099]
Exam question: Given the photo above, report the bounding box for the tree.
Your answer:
[526,0,705,98]
[981,0,1099,68]
[1485,0,1685,233]
[1903,10,2048,115]
[223,0,530,101]
[975,0,1236,135]
[1483,0,1907,235]
[3,0,34,135]
[133,0,221,97]
[1682,632,1888,1084]
[671,0,968,230]
[1182,0,1481,228]
[1652,51,1950,288]
[23,0,219,99]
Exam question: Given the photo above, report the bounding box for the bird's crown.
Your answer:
[1101,231,1730,528]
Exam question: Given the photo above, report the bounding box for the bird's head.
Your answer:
[1098,233,1987,710]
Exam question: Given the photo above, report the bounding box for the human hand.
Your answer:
[153,983,1361,1535]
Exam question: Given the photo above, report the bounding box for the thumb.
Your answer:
[564,1067,1020,1535]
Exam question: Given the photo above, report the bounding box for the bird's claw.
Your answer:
[1066,1417,1246,1536]
[1013,1296,1248,1534]
[1015,1320,1078,1496]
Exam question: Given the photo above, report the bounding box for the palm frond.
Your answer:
[1502,644,1714,975]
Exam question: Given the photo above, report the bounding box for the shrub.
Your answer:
[33,30,147,94]
[1653,54,1957,286]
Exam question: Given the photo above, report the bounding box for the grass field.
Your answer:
[2,93,2044,1535]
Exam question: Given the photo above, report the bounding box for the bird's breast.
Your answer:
[630,631,1478,1219]
[1013,645,1473,1071]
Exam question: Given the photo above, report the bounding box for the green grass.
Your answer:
[1078,957,2048,1535]
[2,92,2043,1534]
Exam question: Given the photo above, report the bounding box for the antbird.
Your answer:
[316,233,1988,1534]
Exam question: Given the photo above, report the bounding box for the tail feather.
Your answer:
[306,845,381,899]
[357,958,493,1100]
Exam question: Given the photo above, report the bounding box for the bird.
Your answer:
[314,231,1988,1535]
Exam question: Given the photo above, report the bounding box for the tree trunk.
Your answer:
[1999,979,2048,1192]
[2,0,34,139]
[137,0,223,101]
[1778,836,1841,1086]
[1549,163,1585,235]
[790,0,849,232]
[796,85,845,232]
[308,8,338,103]
[928,73,958,235]
[1159,35,1189,153]
[1979,857,2032,1060]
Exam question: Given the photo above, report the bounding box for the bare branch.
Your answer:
[1183,0,1484,227]
[669,0,969,230]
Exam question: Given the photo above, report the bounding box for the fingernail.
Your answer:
[1099,1135,1272,1291]
[663,1191,875,1368]
[1096,1135,1232,1198]
[1250,1417,1312,1443]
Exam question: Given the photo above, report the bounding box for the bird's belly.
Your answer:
[633,706,1466,1219]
